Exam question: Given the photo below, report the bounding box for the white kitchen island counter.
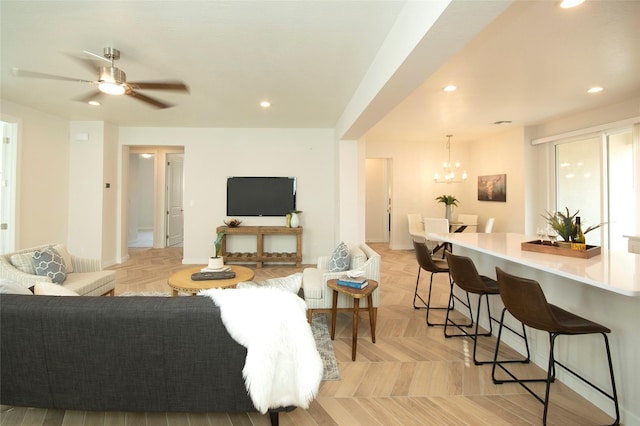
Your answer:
[434,232,639,424]
[434,232,640,296]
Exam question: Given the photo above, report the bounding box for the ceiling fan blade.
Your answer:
[82,50,112,64]
[129,81,189,92]
[12,68,95,84]
[66,54,101,76]
[73,91,105,104]
[127,90,174,109]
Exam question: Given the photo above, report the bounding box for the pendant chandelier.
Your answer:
[433,134,467,184]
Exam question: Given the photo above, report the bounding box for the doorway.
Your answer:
[127,147,184,249]
[128,152,155,247]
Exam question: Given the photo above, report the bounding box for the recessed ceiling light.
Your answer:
[560,0,584,8]
[260,100,271,108]
[587,86,603,93]
[88,100,101,106]
[443,85,457,92]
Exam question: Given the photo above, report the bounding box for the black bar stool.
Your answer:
[412,240,460,326]
[444,252,530,365]
[493,267,620,425]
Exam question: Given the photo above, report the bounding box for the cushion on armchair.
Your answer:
[349,246,367,269]
[33,248,67,284]
[328,241,350,272]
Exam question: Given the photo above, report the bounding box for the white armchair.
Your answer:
[302,243,381,324]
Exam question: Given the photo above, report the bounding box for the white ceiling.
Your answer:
[1,1,639,145]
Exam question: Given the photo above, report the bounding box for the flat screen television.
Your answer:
[226,176,296,217]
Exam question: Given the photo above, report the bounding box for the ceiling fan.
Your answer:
[11,47,189,109]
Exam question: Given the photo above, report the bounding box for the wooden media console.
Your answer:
[216,225,302,268]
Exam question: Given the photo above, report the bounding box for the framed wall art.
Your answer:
[478,174,506,202]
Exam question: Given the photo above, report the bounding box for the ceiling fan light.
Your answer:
[560,0,584,8]
[99,82,126,95]
[98,67,127,95]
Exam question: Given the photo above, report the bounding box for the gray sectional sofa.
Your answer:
[0,294,294,425]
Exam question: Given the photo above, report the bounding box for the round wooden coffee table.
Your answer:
[167,265,255,296]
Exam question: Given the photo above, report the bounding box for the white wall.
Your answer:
[67,122,104,260]
[119,127,337,264]
[461,127,527,235]
[0,100,69,249]
[102,122,119,266]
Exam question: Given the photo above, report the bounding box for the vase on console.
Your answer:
[289,210,302,228]
[290,213,300,228]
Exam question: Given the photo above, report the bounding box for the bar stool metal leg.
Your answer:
[542,332,620,426]
[425,273,455,326]
[412,240,452,327]
[445,292,494,364]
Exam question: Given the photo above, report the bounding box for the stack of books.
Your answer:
[201,265,232,273]
[336,276,368,289]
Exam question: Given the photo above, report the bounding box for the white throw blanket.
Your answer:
[199,286,323,413]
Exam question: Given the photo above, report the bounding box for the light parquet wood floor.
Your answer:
[0,243,616,425]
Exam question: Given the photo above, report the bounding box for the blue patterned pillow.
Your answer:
[329,242,351,272]
[32,248,67,284]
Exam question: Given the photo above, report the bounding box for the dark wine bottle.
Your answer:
[574,216,585,244]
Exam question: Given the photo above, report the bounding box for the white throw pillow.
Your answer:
[53,244,74,273]
[236,272,303,294]
[0,278,33,295]
[10,253,36,275]
[329,241,350,272]
[33,282,79,296]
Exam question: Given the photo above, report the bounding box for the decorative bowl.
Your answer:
[224,218,242,228]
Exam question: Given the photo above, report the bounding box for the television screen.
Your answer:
[226,177,296,217]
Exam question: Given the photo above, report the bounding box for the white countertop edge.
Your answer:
[434,232,640,297]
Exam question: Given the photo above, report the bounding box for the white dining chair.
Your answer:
[407,213,425,243]
[423,217,450,255]
[485,218,495,233]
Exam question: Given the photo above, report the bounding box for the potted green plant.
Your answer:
[542,208,604,246]
[435,195,459,222]
[208,230,226,269]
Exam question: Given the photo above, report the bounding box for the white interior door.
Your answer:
[166,154,184,247]
[365,158,391,243]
